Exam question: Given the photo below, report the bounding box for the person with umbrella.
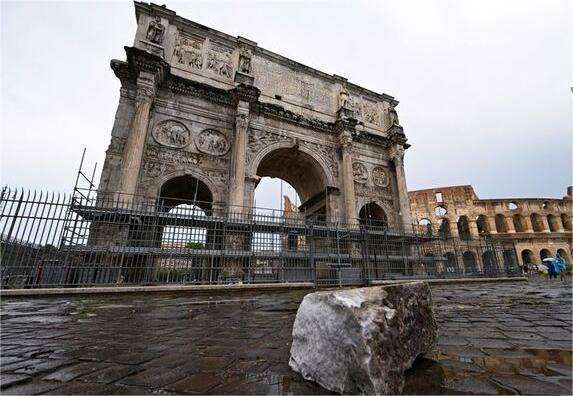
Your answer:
[543,257,557,279]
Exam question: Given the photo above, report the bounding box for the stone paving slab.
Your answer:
[1,279,571,395]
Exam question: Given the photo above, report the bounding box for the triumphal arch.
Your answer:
[98,2,412,230]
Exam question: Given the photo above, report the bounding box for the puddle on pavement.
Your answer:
[404,348,573,394]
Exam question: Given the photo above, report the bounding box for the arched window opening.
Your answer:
[462,251,478,274]
[359,202,388,228]
[457,216,471,240]
[521,249,534,265]
[547,214,561,232]
[513,214,526,233]
[476,215,489,234]
[435,205,447,216]
[542,201,550,209]
[444,252,458,275]
[530,213,545,232]
[482,251,497,275]
[540,249,552,261]
[507,202,518,210]
[495,214,508,233]
[439,219,452,239]
[419,218,432,235]
[561,213,572,231]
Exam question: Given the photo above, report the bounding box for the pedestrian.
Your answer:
[555,253,567,283]
[547,258,556,280]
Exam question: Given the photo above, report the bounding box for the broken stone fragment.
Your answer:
[289,282,438,395]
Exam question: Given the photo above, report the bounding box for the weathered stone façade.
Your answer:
[98,2,412,228]
[409,185,573,266]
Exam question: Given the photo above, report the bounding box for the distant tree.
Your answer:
[185,242,204,249]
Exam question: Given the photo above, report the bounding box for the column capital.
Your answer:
[136,72,157,103]
[125,46,169,83]
[389,144,405,166]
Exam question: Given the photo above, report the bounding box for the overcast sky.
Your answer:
[1,0,572,209]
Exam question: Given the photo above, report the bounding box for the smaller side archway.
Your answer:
[444,252,459,275]
[358,202,388,228]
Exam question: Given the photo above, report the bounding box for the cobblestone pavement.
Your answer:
[1,279,571,395]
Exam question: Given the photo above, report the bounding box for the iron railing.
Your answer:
[0,187,522,289]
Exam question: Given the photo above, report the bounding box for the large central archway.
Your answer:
[254,147,331,221]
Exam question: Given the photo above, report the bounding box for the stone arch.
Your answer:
[482,250,497,275]
[248,140,336,190]
[439,218,452,239]
[530,213,545,232]
[521,249,535,265]
[358,202,388,228]
[494,214,508,233]
[476,214,489,234]
[547,214,561,232]
[462,251,478,274]
[457,215,471,240]
[513,214,526,232]
[540,248,552,261]
[158,174,214,213]
[444,252,459,275]
[561,213,572,231]
[152,169,224,208]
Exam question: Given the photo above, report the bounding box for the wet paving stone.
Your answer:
[1,278,572,394]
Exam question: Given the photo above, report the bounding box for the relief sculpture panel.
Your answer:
[152,120,191,149]
[207,43,233,79]
[195,129,230,156]
[173,33,204,71]
[352,162,368,184]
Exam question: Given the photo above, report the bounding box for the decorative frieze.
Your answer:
[372,166,390,188]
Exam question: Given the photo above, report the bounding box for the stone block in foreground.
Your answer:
[289,282,438,395]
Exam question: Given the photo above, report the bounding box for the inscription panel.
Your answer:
[253,56,334,113]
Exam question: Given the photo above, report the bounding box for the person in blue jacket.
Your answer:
[555,253,567,283]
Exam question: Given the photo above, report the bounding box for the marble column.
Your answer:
[117,72,157,206]
[229,102,250,214]
[339,130,357,225]
[390,145,413,232]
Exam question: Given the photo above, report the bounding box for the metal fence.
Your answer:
[0,187,522,289]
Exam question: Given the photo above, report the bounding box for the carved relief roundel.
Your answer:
[195,129,230,156]
[352,162,368,184]
[372,166,390,188]
[152,120,191,149]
